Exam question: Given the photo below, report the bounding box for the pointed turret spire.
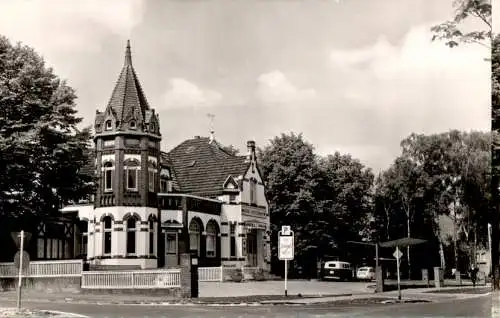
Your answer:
[100,40,151,127]
[124,40,132,66]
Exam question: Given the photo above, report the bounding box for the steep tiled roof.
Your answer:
[104,41,150,125]
[164,137,248,197]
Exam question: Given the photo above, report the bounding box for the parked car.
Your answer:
[321,261,353,281]
[356,266,375,281]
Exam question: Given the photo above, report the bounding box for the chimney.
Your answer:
[246,140,256,161]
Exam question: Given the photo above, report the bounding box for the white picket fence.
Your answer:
[81,269,181,289]
[198,266,223,282]
[0,259,83,278]
[0,259,259,287]
[197,266,260,282]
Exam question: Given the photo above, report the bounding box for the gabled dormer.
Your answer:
[222,175,239,193]
[144,110,160,135]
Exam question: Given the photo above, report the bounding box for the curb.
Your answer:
[0,308,90,318]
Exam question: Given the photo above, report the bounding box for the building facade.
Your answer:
[61,41,271,271]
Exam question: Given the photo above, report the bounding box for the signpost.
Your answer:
[278,226,294,296]
[15,230,29,311]
[393,246,403,301]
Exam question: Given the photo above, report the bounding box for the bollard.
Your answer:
[375,266,384,293]
[433,267,444,288]
[455,270,462,286]
[422,269,429,287]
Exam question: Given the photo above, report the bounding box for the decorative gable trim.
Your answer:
[222,175,239,191]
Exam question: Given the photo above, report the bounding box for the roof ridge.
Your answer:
[120,66,130,124]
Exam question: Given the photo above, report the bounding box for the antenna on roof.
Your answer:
[207,113,215,143]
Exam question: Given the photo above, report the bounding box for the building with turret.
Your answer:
[60,41,271,272]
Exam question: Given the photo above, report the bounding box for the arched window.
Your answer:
[189,220,201,256]
[206,222,217,258]
[124,159,139,191]
[105,120,112,131]
[103,161,114,192]
[149,123,155,132]
[102,216,112,255]
[148,216,155,255]
[126,217,137,255]
[129,121,136,129]
[148,161,157,192]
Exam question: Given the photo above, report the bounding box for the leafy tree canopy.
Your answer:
[431,0,491,48]
[0,35,93,221]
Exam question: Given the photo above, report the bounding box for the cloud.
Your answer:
[494,0,500,33]
[0,0,145,55]
[163,78,223,109]
[329,23,490,133]
[255,70,317,104]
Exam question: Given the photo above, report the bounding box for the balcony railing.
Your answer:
[100,193,115,207]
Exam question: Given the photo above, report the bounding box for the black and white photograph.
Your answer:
[0,0,496,317]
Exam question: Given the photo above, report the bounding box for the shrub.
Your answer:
[253,268,266,281]
[230,268,243,282]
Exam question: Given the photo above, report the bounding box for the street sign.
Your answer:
[279,235,294,260]
[11,232,32,249]
[393,247,403,260]
[281,225,291,236]
[278,226,294,297]
[394,246,403,301]
[14,251,30,271]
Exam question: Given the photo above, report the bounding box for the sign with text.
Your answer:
[242,206,267,218]
[281,225,291,236]
[279,236,294,260]
[278,227,294,261]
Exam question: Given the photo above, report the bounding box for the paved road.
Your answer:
[0,294,490,318]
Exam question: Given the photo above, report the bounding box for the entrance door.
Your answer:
[246,231,258,267]
[165,231,178,267]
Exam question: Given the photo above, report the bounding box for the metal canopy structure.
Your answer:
[379,237,427,248]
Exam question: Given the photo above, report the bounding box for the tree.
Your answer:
[432,0,497,288]
[220,144,240,156]
[384,155,427,278]
[371,172,397,242]
[431,0,491,49]
[399,131,491,274]
[0,35,93,223]
[258,133,325,276]
[318,152,374,246]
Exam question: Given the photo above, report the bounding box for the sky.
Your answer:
[0,0,490,172]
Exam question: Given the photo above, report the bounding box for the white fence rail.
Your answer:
[81,269,181,289]
[0,259,83,278]
[198,266,223,282]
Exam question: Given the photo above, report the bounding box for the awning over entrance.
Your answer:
[379,237,427,248]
